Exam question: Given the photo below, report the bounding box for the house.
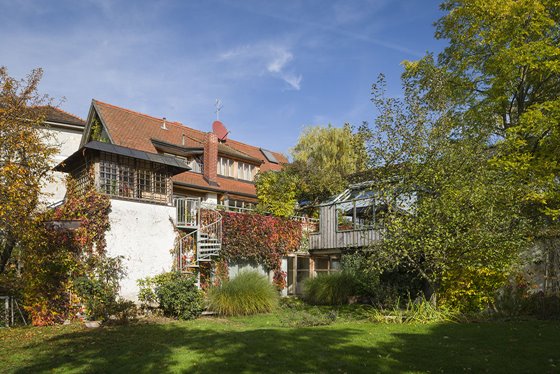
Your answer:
[285,182,382,295]
[54,100,288,300]
[40,106,86,203]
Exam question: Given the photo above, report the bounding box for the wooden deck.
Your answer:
[308,203,381,251]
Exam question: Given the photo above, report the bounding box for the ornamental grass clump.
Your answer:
[302,272,358,305]
[207,271,279,316]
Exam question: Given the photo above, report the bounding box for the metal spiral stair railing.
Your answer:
[196,208,222,261]
[177,201,222,272]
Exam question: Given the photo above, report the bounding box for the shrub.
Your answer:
[138,272,204,320]
[221,212,302,289]
[110,299,139,324]
[341,252,380,298]
[440,266,508,312]
[207,271,278,316]
[302,272,358,305]
[72,256,125,321]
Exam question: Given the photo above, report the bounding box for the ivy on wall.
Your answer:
[22,227,81,325]
[22,175,111,325]
[50,176,111,255]
[220,212,302,289]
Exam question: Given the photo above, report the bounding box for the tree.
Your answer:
[255,170,298,217]
[372,0,560,307]
[0,67,56,273]
[405,0,560,220]
[362,72,529,311]
[358,0,560,309]
[290,124,367,204]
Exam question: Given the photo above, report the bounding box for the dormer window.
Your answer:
[189,156,203,173]
[217,157,234,177]
[238,162,256,181]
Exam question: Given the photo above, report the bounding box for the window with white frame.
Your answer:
[237,162,256,181]
[188,155,203,173]
[217,157,234,177]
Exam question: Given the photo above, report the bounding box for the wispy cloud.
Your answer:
[266,49,292,73]
[220,43,303,90]
[227,1,423,58]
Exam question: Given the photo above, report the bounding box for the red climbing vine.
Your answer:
[220,211,302,289]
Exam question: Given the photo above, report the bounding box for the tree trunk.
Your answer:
[422,279,438,303]
[0,237,16,274]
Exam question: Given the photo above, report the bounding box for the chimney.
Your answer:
[161,117,167,130]
[203,132,218,186]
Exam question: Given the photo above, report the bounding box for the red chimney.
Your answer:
[204,132,218,186]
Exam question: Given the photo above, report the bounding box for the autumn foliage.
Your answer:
[221,212,302,289]
[0,67,56,274]
[23,177,111,325]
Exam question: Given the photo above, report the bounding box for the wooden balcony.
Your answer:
[308,202,381,251]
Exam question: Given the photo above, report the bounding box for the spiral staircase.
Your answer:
[174,198,222,274]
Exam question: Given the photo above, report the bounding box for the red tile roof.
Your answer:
[92,100,288,198]
[40,106,86,127]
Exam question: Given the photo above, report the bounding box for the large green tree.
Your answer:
[0,67,56,273]
[406,0,560,220]
[362,0,560,310]
[363,74,529,310]
[255,170,298,217]
[290,124,367,204]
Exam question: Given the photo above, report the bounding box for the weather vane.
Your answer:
[215,99,223,121]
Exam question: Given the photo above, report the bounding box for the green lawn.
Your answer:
[1,313,559,373]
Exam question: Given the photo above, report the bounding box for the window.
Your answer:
[217,157,234,177]
[336,190,376,231]
[227,199,255,212]
[98,152,170,204]
[237,162,257,181]
[99,153,119,195]
[188,156,203,173]
[286,256,310,295]
[314,256,340,277]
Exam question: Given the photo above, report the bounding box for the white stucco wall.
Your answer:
[105,199,176,301]
[204,192,218,205]
[40,126,84,203]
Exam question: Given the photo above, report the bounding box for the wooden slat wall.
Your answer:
[309,205,380,250]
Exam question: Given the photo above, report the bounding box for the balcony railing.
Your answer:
[175,197,200,228]
[174,197,320,233]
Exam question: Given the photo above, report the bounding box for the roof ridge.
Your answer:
[93,99,189,129]
[92,99,285,157]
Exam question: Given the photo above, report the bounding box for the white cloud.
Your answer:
[219,43,302,90]
[282,72,302,91]
[266,49,293,73]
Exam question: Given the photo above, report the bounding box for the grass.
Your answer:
[370,297,460,324]
[302,272,357,305]
[207,271,278,316]
[1,310,559,373]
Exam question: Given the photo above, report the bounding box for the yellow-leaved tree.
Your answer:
[0,67,56,273]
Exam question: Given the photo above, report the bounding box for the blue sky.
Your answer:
[0,0,446,155]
